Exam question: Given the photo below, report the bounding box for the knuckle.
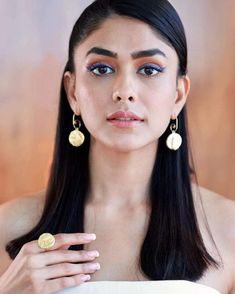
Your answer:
[21,242,32,255]
[75,233,83,242]
[59,276,75,288]
[76,275,85,284]
[25,254,35,268]
[81,263,91,272]
[55,233,65,244]
[64,251,76,260]
[61,263,74,275]
[79,250,88,259]
[62,250,87,262]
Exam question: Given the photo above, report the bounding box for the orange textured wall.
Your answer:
[0,0,234,204]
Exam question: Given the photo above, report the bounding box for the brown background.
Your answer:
[0,0,234,204]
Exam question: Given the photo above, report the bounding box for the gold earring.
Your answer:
[68,114,85,147]
[166,116,182,150]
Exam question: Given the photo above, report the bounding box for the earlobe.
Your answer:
[63,71,80,115]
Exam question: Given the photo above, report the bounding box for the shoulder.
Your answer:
[0,190,45,275]
[194,184,235,235]
[192,183,235,288]
[0,190,45,247]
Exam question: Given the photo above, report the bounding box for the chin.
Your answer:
[105,139,152,153]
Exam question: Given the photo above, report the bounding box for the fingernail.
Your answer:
[81,274,91,281]
[88,250,99,257]
[89,262,100,270]
[84,234,96,240]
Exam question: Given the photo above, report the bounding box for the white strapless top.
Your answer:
[56,280,221,294]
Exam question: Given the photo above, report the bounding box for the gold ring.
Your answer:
[38,233,55,249]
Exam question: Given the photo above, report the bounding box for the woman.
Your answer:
[0,0,234,293]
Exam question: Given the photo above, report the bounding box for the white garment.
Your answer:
[56,280,221,294]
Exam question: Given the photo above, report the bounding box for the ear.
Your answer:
[171,75,190,119]
[63,71,81,115]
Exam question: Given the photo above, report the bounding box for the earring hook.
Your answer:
[170,116,178,133]
[72,113,81,129]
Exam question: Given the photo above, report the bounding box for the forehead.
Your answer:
[74,15,177,61]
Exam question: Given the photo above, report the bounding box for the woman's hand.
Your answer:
[0,233,100,294]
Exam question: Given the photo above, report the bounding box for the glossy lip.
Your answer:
[107,119,143,128]
[107,111,144,121]
[107,111,144,128]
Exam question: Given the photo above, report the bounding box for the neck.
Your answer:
[87,138,158,210]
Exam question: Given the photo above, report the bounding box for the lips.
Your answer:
[107,111,144,121]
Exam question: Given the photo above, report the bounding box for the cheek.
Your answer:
[144,79,176,113]
[143,80,176,134]
[75,78,107,130]
[76,73,115,113]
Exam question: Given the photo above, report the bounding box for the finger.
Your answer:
[58,245,70,250]
[31,250,99,267]
[20,233,96,255]
[42,262,100,280]
[45,274,91,293]
[49,233,97,251]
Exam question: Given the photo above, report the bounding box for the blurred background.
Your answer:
[0,0,234,204]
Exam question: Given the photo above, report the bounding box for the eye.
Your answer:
[87,63,114,76]
[138,64,165,77]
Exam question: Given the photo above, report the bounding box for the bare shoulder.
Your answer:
[198,184,235,253]
[0,190,46,275]
[192,183,235,289]
[0,190,46,247]
[194,184,235,231]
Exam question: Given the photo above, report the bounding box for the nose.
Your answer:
[112,74,137,103]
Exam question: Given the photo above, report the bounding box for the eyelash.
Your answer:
[86,63,165,78]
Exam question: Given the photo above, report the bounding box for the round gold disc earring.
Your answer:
[68,114,85,147]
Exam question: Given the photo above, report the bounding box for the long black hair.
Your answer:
[6,0,219,280]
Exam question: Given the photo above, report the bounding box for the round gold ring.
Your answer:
[38,233,56,250]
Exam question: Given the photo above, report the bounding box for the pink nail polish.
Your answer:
[84,234,96,240]
[81,275,91,281]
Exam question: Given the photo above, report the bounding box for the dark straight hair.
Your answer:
[6,0,219,281]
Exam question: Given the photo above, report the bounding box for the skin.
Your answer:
[63,15,235,293]
[64,15,190,210]
[0,15,234,294]
[0,186,235,294]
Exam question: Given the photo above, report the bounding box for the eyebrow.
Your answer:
[86,47,167,59]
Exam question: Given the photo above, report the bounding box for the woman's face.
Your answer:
[64,15,190,152]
